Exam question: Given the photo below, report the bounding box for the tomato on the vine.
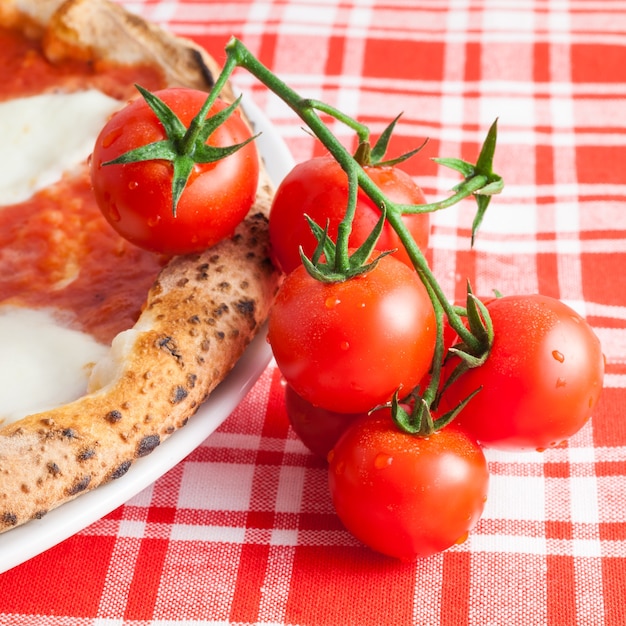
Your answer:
[328,410,489,560]
[91,88,259,255]
[440,294,605,451]
[268,156,429,274]
[284,384,365,459]
[267,253,436,414]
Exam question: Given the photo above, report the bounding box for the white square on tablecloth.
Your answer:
[482,474,546,521]
[177,461,255,511]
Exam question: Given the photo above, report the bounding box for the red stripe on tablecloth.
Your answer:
[123,537,170,621]
[603,558,626,626]
[440,551,471,625]
[229,544,272,623]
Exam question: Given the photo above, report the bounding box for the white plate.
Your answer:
[0,95,294,575]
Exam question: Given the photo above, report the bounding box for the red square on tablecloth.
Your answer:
[581,252,626,307]
[572,44,626,83]
[363,39,444,80]
[0,534,115,615]
[284,546,416,625]
[577,145,626,185]
[592,389,626,448]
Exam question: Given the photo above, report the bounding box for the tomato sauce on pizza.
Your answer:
[0,26,169,345]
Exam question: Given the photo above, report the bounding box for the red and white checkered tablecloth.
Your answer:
[2,1,626,624]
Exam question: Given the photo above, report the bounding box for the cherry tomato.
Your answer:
[328,411,489,560]
[268,156,429,274]
[91,89,259,255]
[267,254,436,414]
[285,384,365,459]
[440,294,605,451]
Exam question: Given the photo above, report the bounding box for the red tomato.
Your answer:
[91,89,259,255]
[440,294,605,451]
[285,384,365,459]
[268,156,430,274]
[267,253,436,413]
[328,411,489,560]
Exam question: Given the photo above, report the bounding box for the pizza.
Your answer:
[0,0,282,531]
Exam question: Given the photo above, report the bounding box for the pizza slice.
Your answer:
[0,0,282,531]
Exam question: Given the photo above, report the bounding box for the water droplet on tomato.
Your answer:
[147,215,161,228]
[334,460,345,475]
[102,127,124,149]
[340,341,350,351]
[552,350,565,363]
[325,296,340,309]
[108,204,121,223]
[128,180,139,190]
[556,377,567,388]
[455,531,469,545]
[374,453,393,469]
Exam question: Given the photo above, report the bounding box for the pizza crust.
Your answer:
[0,0,281,530]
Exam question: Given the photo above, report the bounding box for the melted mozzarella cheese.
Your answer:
[0,306,108,426]
[0,90,121,206]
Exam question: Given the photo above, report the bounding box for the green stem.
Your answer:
[223,37,482,350]
[305,99,371,144]
[179,54,240,154]
[395,174,489,214]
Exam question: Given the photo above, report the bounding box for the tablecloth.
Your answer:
[2,0,626,624]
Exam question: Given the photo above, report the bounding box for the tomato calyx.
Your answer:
[447,285,494,369]
[300,208,392,282]
[432,119,503,244]
[352,113,428,168]
[102,84,258,216]
[390,388,479,437]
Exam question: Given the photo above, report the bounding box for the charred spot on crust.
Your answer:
[171,385,188,404]
[62,428,78,439]
[196,262,210,280]
[213,303,229,318]
[136,434,160,457]
[158,336,182,361]
[1,512,17,527]
[109,460,132,480]
[77,448,96,462]
[67,475,91,496]
[187,374,197,389]
[105,410,123,424]
[188,314,201,324]
[235,298,256,319]
[214,330,225,341]
[34,510,47,520]
[47,462,61,476]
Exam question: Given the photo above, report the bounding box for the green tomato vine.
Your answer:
[127,37,506,434]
